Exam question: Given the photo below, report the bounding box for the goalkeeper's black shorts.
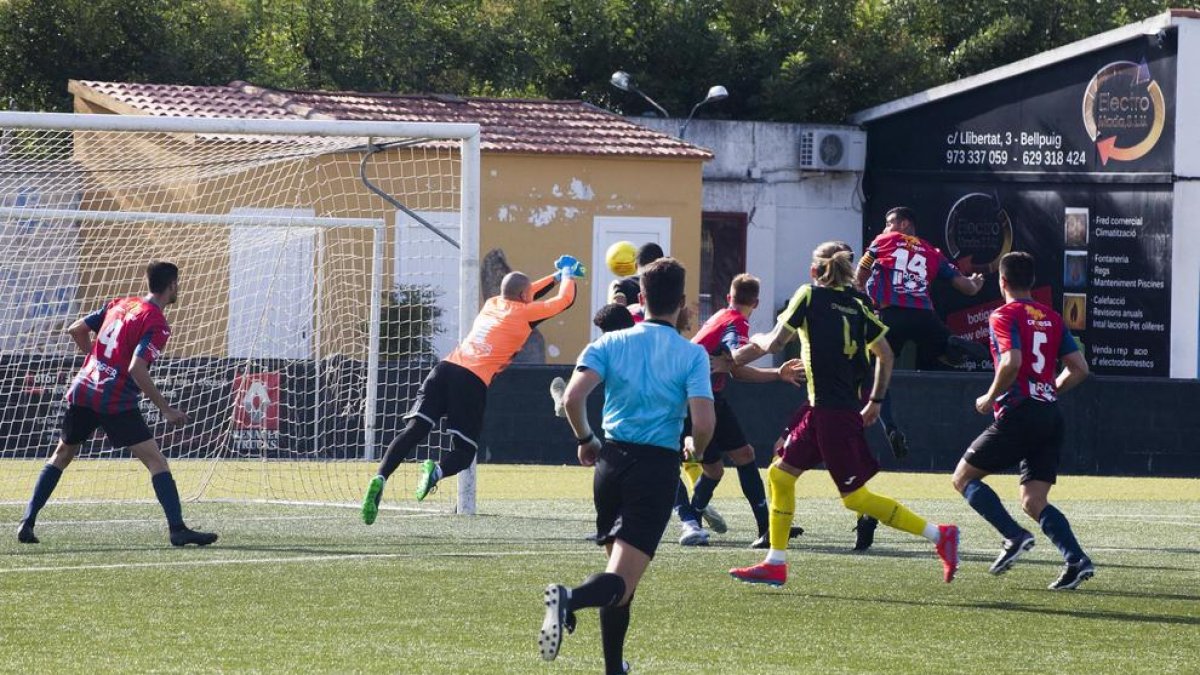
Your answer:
[405,361,487,447]
[593,439,680,558]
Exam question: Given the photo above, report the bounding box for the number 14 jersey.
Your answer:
[862,231,960,310]
[66,296,171,413]
[988,298,1078,418]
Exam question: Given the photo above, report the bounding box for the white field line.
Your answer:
[7,513,443,526]
[0,548,598,574]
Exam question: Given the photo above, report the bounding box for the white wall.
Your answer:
[632,118,865,338]
[1170,18,1200,378]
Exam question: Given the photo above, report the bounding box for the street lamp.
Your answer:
[609,70,727,138]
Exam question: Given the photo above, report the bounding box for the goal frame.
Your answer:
[0,111,482,514]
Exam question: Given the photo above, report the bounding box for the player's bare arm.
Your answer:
[129,356,186,426]
[730,363,791,384]
[735,319,794,365]
[1055,351,1090,394]
[563,367,602,466]
[687,396,716,459]
[976,349,1021,414]
[853,253,873,291]
[951,273,986,296]
[66,317,94,355]
[863,337,894,426]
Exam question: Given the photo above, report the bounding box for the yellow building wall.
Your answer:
[480,154,704,363]
[67,95,705,364]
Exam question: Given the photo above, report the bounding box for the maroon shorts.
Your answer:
[776,406,878,494]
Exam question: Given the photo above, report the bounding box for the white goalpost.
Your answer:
[0,112,481,514]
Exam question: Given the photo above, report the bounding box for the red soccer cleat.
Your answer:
[729,561,787,587]
[936,524,960,583]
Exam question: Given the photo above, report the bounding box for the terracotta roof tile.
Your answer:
[73,80,712,160]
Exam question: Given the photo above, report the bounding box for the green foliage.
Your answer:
[378,284,444,360]
[0,0,1195,120]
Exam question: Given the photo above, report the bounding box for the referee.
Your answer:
[539,258,715,675]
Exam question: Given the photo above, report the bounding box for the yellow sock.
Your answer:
[768,464,798,551]
[841,486,927,537]
[681,461,703,492]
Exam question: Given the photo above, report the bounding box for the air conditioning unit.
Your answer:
[798,128,866,172]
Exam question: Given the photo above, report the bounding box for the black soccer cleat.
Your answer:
[539,584,575,661]
[170,527,219,547]
[852,515,878,552]
[1049,558,1095,591]
[749,526,804,549]
[988,531,1035,575]
[887,429,909,460]
[16,520,39,544]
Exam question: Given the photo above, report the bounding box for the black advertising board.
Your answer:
[863,33,1176,376]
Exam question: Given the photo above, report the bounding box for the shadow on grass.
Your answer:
[773,592,1200,626]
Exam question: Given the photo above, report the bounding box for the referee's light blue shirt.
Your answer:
[577,320,713,451]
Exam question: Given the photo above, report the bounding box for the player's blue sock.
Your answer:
[963,479,1024,540]
[22,464,63,527]
[673,477,700,523]
[1038,504,1086,564]
[151,471,186,531]
[879,393,896,433]
[691,474,720,513]
[736,462,769,535]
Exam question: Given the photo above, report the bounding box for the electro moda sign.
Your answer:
[1083,59,1166,166]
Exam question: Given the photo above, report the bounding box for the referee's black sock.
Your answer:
[376,417,434,480]
[691,474,720,513]
[567,572,625,611]
[599,600,631,675]
[736,462,770,535]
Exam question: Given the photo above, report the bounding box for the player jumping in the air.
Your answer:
[361,256,582,522]
[540,258,714,675]
[855,207,986,459]
[675,273,805,548]
[951,252,1094,590]
[16,261,217,547]
[728,242,959,587]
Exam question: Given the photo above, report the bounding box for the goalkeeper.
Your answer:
[361,256,583,522]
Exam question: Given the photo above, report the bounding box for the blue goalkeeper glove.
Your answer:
[553,254,579,272]
[568,262,587,279]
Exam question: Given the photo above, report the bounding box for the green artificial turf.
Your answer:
[1,468,1196,673]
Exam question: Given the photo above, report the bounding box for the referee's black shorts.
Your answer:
[964,400,1064,485]
[593,439,680,558]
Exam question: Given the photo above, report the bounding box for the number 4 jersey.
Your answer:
[988,298,1078,418]
[67,296,171,413]
[861,231,960,310]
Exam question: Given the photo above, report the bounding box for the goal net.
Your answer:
[0,113,480,513]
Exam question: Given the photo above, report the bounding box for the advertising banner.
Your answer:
[863,34,1176,376]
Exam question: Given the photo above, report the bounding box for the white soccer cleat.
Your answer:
[549,377,567,418]
[679,521,710,546]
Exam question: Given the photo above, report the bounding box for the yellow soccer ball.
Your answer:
[606,240,638,277]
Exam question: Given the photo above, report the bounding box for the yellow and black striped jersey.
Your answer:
[778,284,887,410]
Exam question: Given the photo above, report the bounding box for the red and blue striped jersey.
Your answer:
[692,307,750,392]
[862,232,960,310]
[66,296,171,413]
[988,298,1079,418]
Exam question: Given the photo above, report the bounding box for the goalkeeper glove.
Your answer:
[553,254,579,272]
[568,261,586,279]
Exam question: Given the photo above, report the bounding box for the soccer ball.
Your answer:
[606,240,638,276]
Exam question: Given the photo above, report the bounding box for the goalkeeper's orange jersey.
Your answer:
[446,274,576,386]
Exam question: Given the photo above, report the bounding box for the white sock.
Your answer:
[375,474,386,483]
[765,549,787,565]
[682,519,700,529]
[923,523,940,543]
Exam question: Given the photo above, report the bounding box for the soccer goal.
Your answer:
[0,112,481,514]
